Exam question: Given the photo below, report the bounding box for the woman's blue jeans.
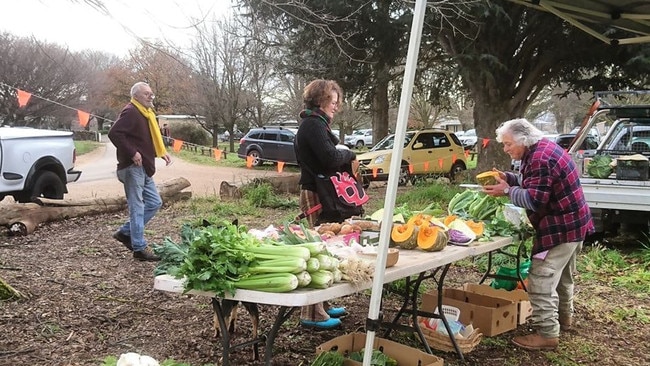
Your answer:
[116,165,162,251]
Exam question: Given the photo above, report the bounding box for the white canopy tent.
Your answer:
[508,0,650,45]
[361,0,650,364]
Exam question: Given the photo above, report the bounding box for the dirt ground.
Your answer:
[1,152,649,366]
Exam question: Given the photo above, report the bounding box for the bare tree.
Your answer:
[0,33,95,129]
[192,15,253,148]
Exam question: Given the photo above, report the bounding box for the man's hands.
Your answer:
[132,151,143,166]
[132,152,173,166]
[162,154,172,166]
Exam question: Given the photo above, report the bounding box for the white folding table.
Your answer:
[153,236,515,365]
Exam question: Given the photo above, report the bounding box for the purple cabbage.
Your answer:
[448,229,472,244]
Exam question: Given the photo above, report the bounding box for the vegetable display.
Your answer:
[586,154,614,178]
[153,221,349,297]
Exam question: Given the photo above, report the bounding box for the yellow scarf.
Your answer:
[130,98,167,157]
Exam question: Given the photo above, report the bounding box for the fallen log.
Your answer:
[219,174,300,200]
[1,177,192,236]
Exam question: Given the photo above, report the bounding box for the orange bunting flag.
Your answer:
[438,158,443,169]
[452,153,457,163]
[277,161,285,173]
[17,89,31,107]
[424,161,429,171]
[482,138,490,148]
[246,155,254,168]
[172,139,183,152]
[372,167,378,178]
[464,150,470,158]
[77,110,90,127]
[408,164,414,174]
[213,148,222,161]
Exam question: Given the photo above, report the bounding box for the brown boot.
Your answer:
[559,315,573,330]
[512,333,559,350]
[133,246,160,262]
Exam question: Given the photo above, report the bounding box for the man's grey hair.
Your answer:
[495,118,544,147]
[130,82,150,98]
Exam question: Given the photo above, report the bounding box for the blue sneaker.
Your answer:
[299,318,342,329]
[325,307,347,318]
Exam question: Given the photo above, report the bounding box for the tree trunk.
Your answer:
[0,177,192,236]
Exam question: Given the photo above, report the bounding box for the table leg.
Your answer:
[263,306,297,365]
[211,298,233,366]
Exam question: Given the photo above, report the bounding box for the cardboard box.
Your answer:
[461,283,532,325]
[422,288,517,336]
[316,332,444,366]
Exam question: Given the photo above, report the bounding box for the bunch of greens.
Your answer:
[177,222,259,297]
[153,223,196,277]
[348,349,398,366]
[586,154,613,178]
[310,351,345,366]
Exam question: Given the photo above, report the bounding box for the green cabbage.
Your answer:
[587,154,613,178]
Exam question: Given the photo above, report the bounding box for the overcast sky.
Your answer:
[0,0,233,56]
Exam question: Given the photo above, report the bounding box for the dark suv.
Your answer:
[237,126,298,166]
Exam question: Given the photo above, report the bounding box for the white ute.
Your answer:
[570,91,650,236]
[0,126,81,202]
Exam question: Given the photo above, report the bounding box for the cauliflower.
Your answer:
[116,352,159,366]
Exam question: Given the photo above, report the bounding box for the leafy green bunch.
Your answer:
[177,222,259,297]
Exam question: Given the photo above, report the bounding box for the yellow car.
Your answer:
[357,129,467,186]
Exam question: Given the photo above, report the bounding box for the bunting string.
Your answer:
[0,81,115,128]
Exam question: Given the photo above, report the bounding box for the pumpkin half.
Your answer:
[417,224,449,252]
[408,213,431,228]
[476,171,500,186]
[443,215,457,227]
[465,220,485,237]
[391,222,418,249]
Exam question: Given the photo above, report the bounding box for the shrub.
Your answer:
[170,121,212,146]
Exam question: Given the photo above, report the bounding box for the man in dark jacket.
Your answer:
[108,81,172,261]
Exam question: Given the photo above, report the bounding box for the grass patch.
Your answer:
[170,148,300,174]
[578,244,650,294]
[74,140,103,155]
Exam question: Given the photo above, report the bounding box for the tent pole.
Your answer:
[362,0,427,364]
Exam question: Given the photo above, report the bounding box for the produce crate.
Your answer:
[616,159,649,180]
[422,288,518,336]
[461,283,532,325]
[316,332,443,366]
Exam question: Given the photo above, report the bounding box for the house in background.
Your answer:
[435,118,463,133]
[157,114,206,130]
